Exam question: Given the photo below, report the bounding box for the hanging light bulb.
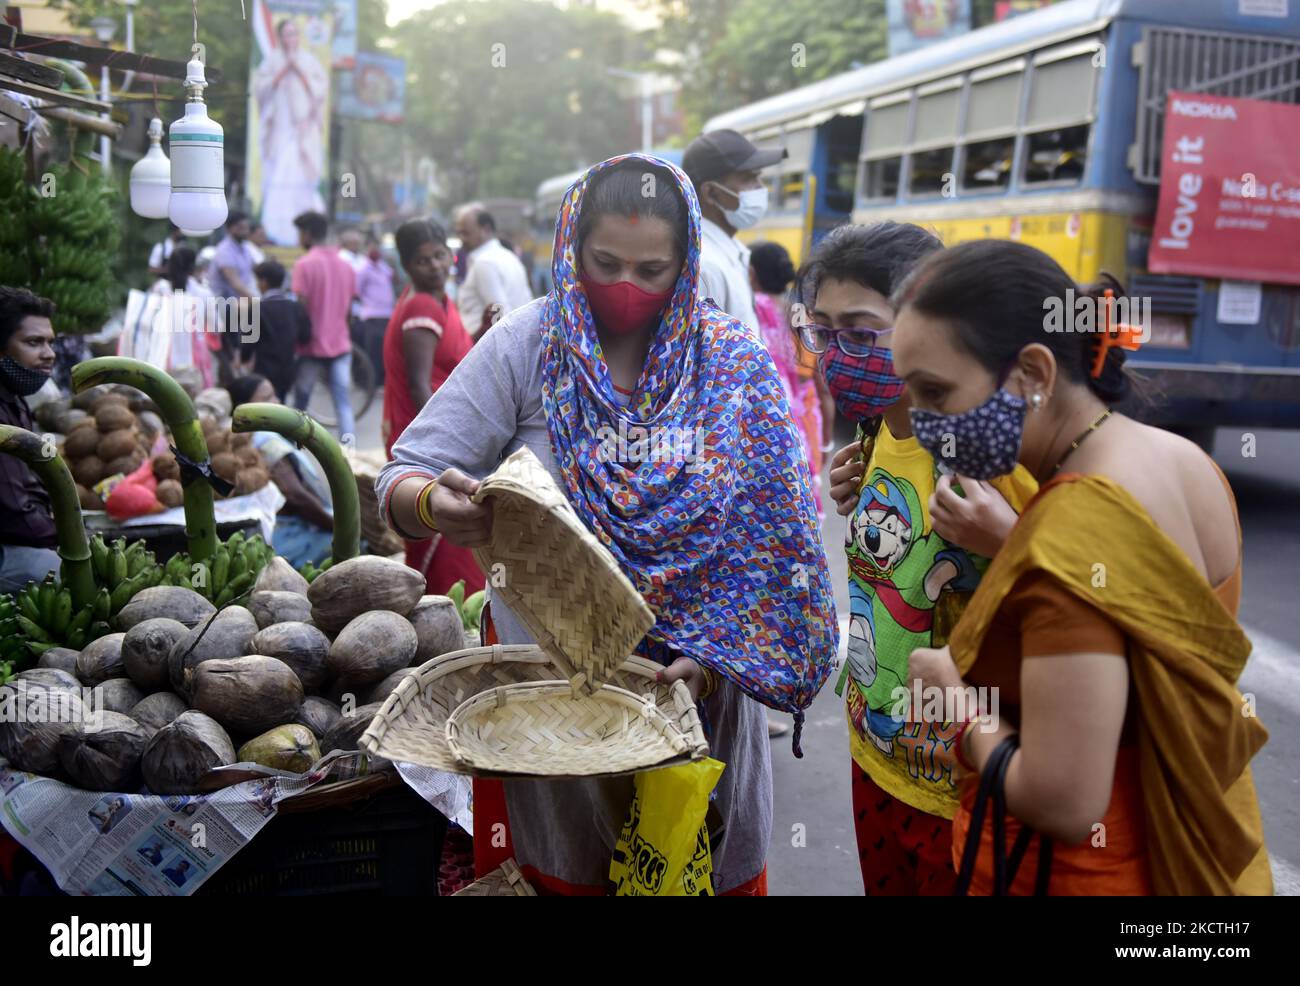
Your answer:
[129,117,171,218]
[168,49,227,235]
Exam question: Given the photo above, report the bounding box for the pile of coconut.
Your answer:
[0,557,467,795]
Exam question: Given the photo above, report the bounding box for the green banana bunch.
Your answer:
[0,593,29,675]
[461,591,486,632]
[298,554,333,584]
[10,574,112,657]
[169,533,274,600]
[440,579,484,631]
[11,536,168,653]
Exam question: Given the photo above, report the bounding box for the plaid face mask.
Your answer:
[820,344,905,422]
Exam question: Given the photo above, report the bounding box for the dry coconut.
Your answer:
[76,633,127,686]
[308,556,424,636]
[189,655,304,736]
[254,556,309,595]
[327,611,418,687]
[0,681,85,774]
[141,711,236,795]
[95,678,146,716]
[318,702,384,757]
[58,712,150,792]
[366,668,418,705]
[408,595,466,663]
[122,618,188,691]
[155,479,183,508]
[248,622,330,694]
[248,590,312,629]
[168,607,258,699]
[130,692,188,733]
[16,668,80,690]
[294,696,342,739]
[116,586,216,631]
[36,647,80,675]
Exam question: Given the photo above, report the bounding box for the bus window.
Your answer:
[963,137,1015,190]
[779,172,806,209]
[861,93,910,203]
[910,147,955,196]
[824,114,864,214]
[826,157,857,212]
[863,157,902,200]
[1022,124,1089,184]
[1026,49,1098,130]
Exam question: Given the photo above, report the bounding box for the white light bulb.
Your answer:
[168,56,227,235]
[129,117,171,219]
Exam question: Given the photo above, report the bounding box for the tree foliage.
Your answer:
[391,0,646,207]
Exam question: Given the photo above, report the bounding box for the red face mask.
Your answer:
[580,275,674,336]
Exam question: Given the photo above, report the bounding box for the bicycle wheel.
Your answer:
[302,349,377,432]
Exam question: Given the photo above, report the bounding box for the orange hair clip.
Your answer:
[1091,288,1143,378]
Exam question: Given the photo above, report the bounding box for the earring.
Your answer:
[1030,393,1044,410]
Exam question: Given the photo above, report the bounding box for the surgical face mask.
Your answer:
[908,388,1028,481]
[713,183,767,230]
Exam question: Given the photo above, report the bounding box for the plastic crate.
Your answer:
[197,780,447,896]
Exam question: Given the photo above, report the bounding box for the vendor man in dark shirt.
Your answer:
[0,287,60,593]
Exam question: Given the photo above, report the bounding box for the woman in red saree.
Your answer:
[381,219,484,595]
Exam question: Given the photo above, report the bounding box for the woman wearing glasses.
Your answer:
[805,223,1038,895]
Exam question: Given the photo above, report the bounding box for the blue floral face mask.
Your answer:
[908,388,1027,480]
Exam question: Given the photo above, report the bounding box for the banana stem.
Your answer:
[0,425,96,608]
[71,357,218,561]
[43,59,97,178]
[231,403,360,562]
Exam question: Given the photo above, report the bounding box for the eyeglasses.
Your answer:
[798,323,893,358]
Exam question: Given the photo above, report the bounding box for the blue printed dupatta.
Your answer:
[538,153,838,754]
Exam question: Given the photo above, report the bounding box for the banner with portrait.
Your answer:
[337,52,406,123]
[247,0,335,246]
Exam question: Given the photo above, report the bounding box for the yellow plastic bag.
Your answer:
[609,758,725,896]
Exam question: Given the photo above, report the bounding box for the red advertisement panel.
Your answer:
[1148,91,1300,286]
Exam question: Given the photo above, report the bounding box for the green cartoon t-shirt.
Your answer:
[838,420,1037,818]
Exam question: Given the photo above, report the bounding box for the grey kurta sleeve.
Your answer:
[375,297,546,521]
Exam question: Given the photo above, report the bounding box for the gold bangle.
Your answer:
[699,665,720,700]
[415,479,440,533]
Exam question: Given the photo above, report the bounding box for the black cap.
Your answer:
[682,129,786,187]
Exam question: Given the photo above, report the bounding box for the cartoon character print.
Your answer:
[841,468,979,758]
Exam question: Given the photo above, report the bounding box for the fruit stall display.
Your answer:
[0,359,484,799]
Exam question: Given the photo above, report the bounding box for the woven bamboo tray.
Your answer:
[444,681,689,776]
[358,645,708,778]
[469,447,654,693]
[453,858,536,896]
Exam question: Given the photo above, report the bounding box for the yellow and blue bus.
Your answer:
[704,0,1300,437]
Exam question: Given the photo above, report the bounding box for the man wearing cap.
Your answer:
[682,129,786,335]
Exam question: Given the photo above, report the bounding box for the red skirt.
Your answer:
[404,533,485,596]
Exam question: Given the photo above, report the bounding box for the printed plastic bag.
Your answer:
[609,758,724,896]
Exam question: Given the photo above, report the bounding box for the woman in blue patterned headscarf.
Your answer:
[379,153,836,895]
